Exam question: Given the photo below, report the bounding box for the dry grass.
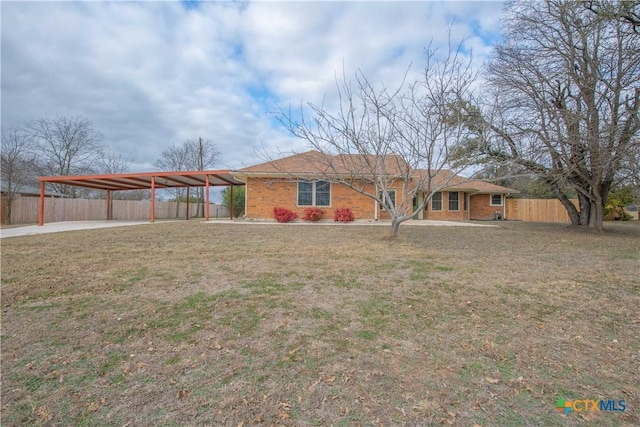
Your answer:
[1,220,638,426]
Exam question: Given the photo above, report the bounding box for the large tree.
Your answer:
[457,0,640,230]
[276,36,478,237]
[27,116,105,197]
[1,126,37,224]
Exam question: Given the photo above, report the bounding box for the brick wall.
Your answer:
[245,178,410,220]
[245,178,507,222]
[423,191,468,221]
[469,194,505,220]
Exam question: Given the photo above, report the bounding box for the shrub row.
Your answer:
[272,207,354,223]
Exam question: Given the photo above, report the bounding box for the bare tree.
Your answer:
[155,143,190,216]
[456,0,640,230]
[1,126,37,224]
[27,116,105,197]
[183,138,221,216]
[154,138,221,216]
[276,36,477,237]
[97,152,147,200]
[98,152,132,175]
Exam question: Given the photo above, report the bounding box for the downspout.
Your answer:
[374,182,379,221]
[503,194,507,220]
[230,172,247,218]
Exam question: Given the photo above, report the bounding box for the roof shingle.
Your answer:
[236,151,517,194]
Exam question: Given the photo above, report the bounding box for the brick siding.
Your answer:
[245,178,504,222]
[246,178,380,220]
[469,194,505,220]
[423,191,468,221]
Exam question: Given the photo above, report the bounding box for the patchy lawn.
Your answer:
[1,221,638,426]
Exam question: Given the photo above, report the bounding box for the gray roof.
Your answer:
[1,182,65,197]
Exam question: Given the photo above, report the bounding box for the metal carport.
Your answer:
[37,170,244,226]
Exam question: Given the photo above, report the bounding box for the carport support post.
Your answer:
[150,176,155,223]
[106,190,112,220]
[186,187,190,220]
[38,181,45,226]
[205,175,210,221]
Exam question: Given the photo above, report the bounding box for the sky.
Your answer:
[1,0,506,172]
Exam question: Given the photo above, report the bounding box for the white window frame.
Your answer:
[379,189,396,210]
[490,194,503,206]
[297,180,331,207]
[448,191,460,211]
[431,191,442,211]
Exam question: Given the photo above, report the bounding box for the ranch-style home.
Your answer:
[232,151,517,221]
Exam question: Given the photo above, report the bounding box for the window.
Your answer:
[431,192,442,211]
[490,194,503,206]
[298,181,313,206]
[463,192,468,211]
[448,192,459,211]
[379,190,396,210]
[297,180,330,206]
[315,180,331,206]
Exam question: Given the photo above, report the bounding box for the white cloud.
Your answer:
[1,1,505,172]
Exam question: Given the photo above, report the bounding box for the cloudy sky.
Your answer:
[2,0,505,172]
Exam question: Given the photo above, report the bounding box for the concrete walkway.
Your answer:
[1,218,497,239]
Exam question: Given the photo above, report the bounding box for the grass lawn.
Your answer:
[1,221,638,426]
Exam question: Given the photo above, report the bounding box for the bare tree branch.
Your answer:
[272,32,478,236]
[26,116,105,197]
[1,126,38,224]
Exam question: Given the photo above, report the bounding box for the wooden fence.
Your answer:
[506,198,578,223]
[1,196,230,224]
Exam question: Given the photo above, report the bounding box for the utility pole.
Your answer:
[199,137,204,217]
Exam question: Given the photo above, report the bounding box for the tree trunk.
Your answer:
[578,193,591,226]
[593,180,612,231]
[557,193,581,226]
[591,201,604,231]
[6,198,13,225]
[390,217,401,238]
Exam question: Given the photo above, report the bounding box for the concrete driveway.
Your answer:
[0,221,158,239]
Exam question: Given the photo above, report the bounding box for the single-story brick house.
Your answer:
[232,151,517,221]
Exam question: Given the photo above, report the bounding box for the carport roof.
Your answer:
[37,170,244,191]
